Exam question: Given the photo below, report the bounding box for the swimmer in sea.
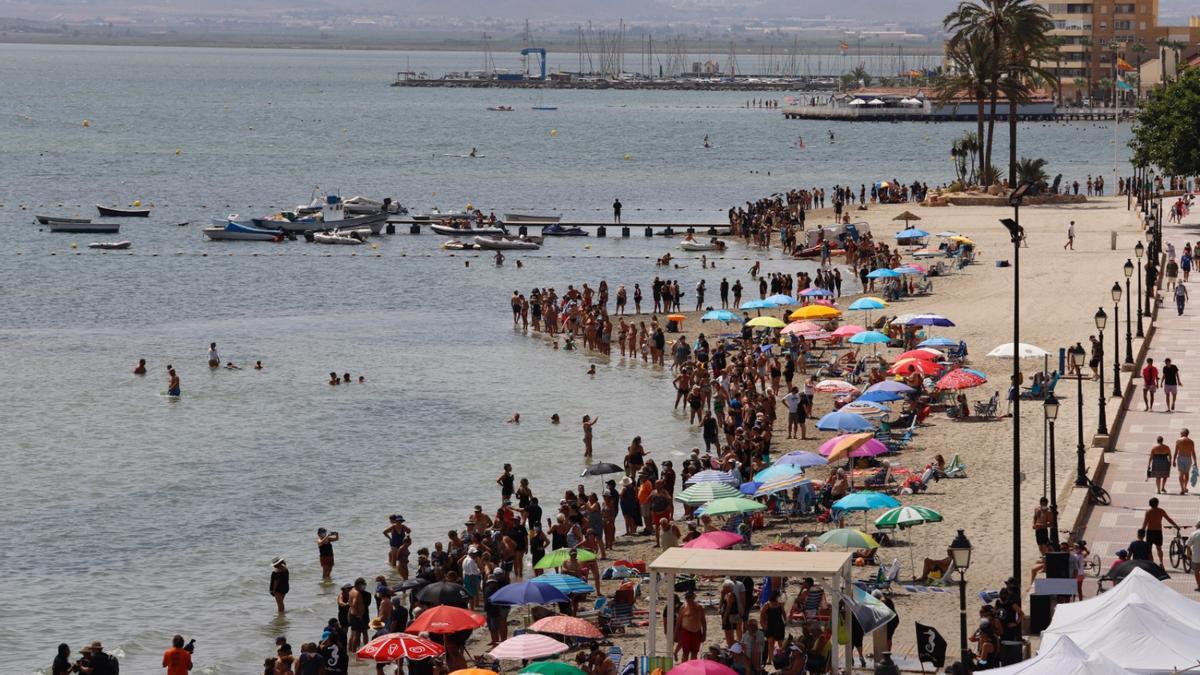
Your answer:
[587,365,597,377]
[134,358,147,375]
[254,361,263,370]
[495,251,505,266]
[551,414,561,424]
[342,372,351,384]
[582,415,599,458]
[225,361,241,370]
[167,366,180,397]
[507,413,521,424]
[469,147,477,158]
[329,372,340,386]
[358,376,365,383]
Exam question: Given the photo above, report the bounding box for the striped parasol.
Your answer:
[675,482,742,506]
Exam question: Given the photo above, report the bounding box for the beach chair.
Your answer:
[972,392,999,418]
[914,278,933,295]
[636,656,674,675]
[885,429,914,453]
[1021,372,1060,399]
[856,559,902,592]
[608,645,624,672]
[945,454,967,478]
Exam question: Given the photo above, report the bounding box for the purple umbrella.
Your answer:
[866,380,916,394]
[907,313,956,327]
[774,451,829,469]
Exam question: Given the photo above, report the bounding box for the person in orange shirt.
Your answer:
[637,475,654,535]
[162,634,192,674]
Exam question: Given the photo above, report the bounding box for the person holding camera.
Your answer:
[317,528,340,581]
[162,635,193,674]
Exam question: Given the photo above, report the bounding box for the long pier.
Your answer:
[781,106,1131,122]
[386,218,730,238]
[392,76,833,92]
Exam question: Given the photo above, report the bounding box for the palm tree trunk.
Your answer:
[977,100,986,184]
[1008,109,1018,186]
[985,85,999,184]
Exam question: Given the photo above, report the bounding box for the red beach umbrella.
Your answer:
[887,358,943,376]
[528,615,606,639]
[357,633,445,662]
[406,605,486,634]
[935,368,987,391]
[682,531,744,550]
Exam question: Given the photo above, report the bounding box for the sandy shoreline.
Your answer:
[505,197,1142,669]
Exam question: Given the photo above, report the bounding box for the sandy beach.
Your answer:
[511,196,1144,668]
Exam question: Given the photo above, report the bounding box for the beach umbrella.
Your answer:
[754,475,811,498]
[395,578,431,593]
[866,268,900,279]
[949,235,974,244]
[819,528,879,549]
[487,581,570,606]
[782,320,824,336]
[521,662,588,675]
[874,505,943,529]
[887,358,943,376]
[833,492,900,512]
[866,380,915,394]
[761,541,805,552]
[766,294,798,305]
[451,670,498,675]
[789,305,841,320]
[682,531,744,550]
[529,574,594,595]
[896,348,942,361]
[684,469,741,486]
[799,287,834,297]
[747,316,786,329]
[893,266,925,275]
[676,482,742,506]
[908,313,956,327]
[357,633,445,662]
[753,463,806,483]
[848,98,867,106]
[775,450,830,469]
[848,330,890,345]
[814,378,858,393]
[987,342,1051,358]
[867,98,885,105]
[740,299,778,311]
[417,581,471,607]
[918,337,959,348]
[1105,559,1170,582]
[848,297,888,311]
[697,497,767,516]
[893,211,922,225]
[857,389,903,403]
[895,228,930,239]
[669,660,739,675]
[811,298,838,308]
[534,548,597,570]
[738,481,762,496]
[892,313,923,325]
[901,263,928,274]
[831,324,865,338]
[528,616,605,640]
[407,606,486,634]
[819,433,887,462]
[936,368,987,391]
[936,231,958,237]
[701,309,741,323]
[840,400,892,417]
[964,368,988,379]
[816,410,875,432]
[489,634,570,660]
[580,462,623,477]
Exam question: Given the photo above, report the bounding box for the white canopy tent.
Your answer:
[647,549,854,673]
[1041,600,1200,673]
[848,98,867,106]
[987,636,1130,675]
[867,98,886,105]
[1049,567,1200,626]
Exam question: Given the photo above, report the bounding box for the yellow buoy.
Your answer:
[82,120,90,128]
[624,154,632,161]
[550,129,558,137]
[132,200,142,207]
[584,244,591,250]
[175,148,182,155]
[71,242,78,249]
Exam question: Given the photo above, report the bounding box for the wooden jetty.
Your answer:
[385,219,730,237]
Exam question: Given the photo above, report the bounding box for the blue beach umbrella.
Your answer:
[833,492,901,512]
[530,574,595,595]
[848,330,890,345]
[848,298,887,311]
[754,476,812,498]
[866,380,916,394]
[739,481,762,496]
[753,464,806,483]
[774,450,829,469]
[816,410,876,432]
[702,309,741,323]
[488,580,571,606]
[766,294,798,305]
[866,268,901,279]
[964,368,987,380]
[799,288,834,297]
[895,228,930,239]
[857,389,904,403]
[918,337,959,348]
[740,299,778,310]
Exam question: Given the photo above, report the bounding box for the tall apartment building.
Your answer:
[1038,0,1199,102]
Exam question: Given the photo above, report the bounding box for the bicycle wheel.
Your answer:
[1169,538,1184,569]
[1090,482,1112,506]
[1089,553,1102,577]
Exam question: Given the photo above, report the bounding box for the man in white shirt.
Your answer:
[782,386,805,440]
[462,548,482,609]
[1186,521,1200,591]
[207,342,220,368]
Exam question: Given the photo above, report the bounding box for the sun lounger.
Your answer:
[945,454,967,478]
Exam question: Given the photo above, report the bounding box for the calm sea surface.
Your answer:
[0,44,1131,673]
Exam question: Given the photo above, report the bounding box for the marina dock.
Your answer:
[781,105,1130,122]
[387,219,729,237]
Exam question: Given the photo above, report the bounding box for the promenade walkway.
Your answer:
[1080,209,1200,596]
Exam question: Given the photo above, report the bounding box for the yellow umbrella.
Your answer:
[949,235,974,244]
[821,432,876,463]
[747,316,786,328]
[790,305,842,320]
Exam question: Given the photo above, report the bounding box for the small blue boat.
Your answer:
[203,221,284,241]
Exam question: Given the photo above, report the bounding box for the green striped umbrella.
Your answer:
[698,497,767,516]
[533,548,598,570]
[873,506,943,529]
[817,528,879,549]
[676,483,742,506]
[521,662,587,675]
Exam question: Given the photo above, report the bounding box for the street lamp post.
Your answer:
[1111,282,1123,398]
[950,530,974,673]
[1044,394,1061,547]
[1123,260,1134,364]
[1071,346,1088,484]
[1135,242,1145,337]
[1095,307,1109,435]
[1002,186,1030,586]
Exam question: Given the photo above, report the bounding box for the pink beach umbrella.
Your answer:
[682,531,744,550]
[832,324,865,338]
[488,634,570,660]
[782,320,823,336]
[812,298,837,307]
[669,660,740,675]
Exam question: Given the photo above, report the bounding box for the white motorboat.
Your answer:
[441,239,478,250]
[503,212,561,225]
[313,230,366,245]
[87,241,131,249]
[430,223,507,237]
[680,238,727,252]
[473,235,542,251]
[411,208,465,222]
[343,196,404,215]
[211,215,257,228]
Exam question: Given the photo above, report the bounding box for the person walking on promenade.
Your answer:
[1163,358,1182,411]
[1175,282,1189,316]
[1148,436,1172,494]
[1141,497,1180,567]
[1063,221,1075,250]
[1186,522,1200,591]
[1143,357,1160,411]
[1173,429,1196,495]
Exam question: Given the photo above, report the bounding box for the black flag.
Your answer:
[915,622,948,668]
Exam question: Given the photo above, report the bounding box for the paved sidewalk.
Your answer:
[1080,211,1200,597]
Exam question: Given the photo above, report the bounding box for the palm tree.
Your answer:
[1053,36,1066,106]
[1170,41,1186,82]
[1016,157,1049,186]
[1072,77,1086,105]
[935,32,995,183]
[1079,36,1093,104]
[1156,36,1169,90]
[1132,42,1147,100]
[945,0,1056,184]
[1001,30,1057,184]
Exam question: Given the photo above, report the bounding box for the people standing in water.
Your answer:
[269,557,289,613]
[582,415,599,458]
[167,366,180,397]
[316,528,339,581]
[133,358,146,375]
[207,342,220,368]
